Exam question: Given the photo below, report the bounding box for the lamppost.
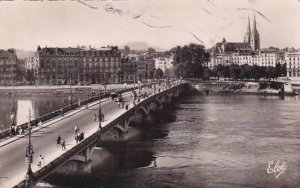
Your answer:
[10,83,15,127]
[98,86,102,131]
[25,108,34,187]
[68,63,73,105]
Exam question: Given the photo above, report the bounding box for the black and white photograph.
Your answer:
[0,0,300,187]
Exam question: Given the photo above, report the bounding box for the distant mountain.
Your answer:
[122,41,166,52]
[15,49,35,59]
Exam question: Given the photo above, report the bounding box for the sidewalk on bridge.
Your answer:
[6,102,132,188]
[6,87,154,188]
[0,90,135,148]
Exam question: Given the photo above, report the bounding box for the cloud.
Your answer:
[76,0,98,9]
[236,8,272,23]
[190,32,204,43]
[141,21,172,29]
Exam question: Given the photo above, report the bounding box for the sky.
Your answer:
[0,0,300,51]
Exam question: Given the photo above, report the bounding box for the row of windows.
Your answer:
[0,67,17,71]
[40,57,120,62]
[0,60,17,65]
[288,57,300,60]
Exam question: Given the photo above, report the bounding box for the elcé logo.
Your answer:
[267,160,287,179]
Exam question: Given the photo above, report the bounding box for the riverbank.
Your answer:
[192,81,299,96]
[0,84,135,96]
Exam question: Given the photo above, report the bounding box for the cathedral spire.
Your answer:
[253,14,257,32]
[244,15,251,44]
[247,15,251,33]
[250,13,260,51]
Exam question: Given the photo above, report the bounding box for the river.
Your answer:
[2,93,300,188]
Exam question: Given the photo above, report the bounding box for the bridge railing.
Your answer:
[12,83,187,188]
[0,85,149,140]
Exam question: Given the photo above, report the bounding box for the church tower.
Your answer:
[250,14,260,51]
[244,16,251,45]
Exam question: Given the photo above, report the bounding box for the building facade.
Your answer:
[37,46,121,85]
[135,54,155,80]
[285,51,300,77]
[0,49,18,86]
[119,56,137,83]
[154,55,174,73]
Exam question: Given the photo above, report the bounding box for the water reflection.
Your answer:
[0,95,82,129]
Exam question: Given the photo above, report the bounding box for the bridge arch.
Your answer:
[135,106,148,116]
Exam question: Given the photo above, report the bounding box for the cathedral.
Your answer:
[212,14,260,55]
[208,15,283,69]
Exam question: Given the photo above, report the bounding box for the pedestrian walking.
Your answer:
[78,99,81,107]
[75,133,79,143]
[122,102,125,109]
[79,132,84,141]
[74,125,79,134]
[37,154,44,168]
[18,128,23,135]
[125,104,129,110]
[94,114,97,122]
[10,126,15,136]
[61,139,66,151]
[14,126,18,135]
[57,135,61,145]
[118,101,121,109]
[99,113,104,122]
[38,120,42,127]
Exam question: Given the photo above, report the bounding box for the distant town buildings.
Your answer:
[0,49,18,85]
[135,54,155,80]
[208,14,292,77]
[285,51,300,77]
[154,55,174,73]
[119,56,137,83]
[36,46,121,85]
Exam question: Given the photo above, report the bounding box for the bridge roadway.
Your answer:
[0,85,167,188]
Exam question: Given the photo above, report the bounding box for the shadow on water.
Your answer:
[42,101,182,188]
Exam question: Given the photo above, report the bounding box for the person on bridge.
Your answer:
[74,125,79,134]
[98,113,104,122]
[75,133,79,143]
[57,135,61,145]
[38,120,42,127]
[37,154,44,168]
[61,138,66,151]
[94,114,97,122]
[10,126,15,137]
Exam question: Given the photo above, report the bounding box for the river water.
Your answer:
[2,93,300,188]
[0,95,82,130]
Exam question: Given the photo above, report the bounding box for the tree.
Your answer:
[172,43,210,78]
[203,67,211,79]
[147,47,156,54]
[229,64,241,81]
[25,69,35,83]
[123,46,131,55]
[240,64,252,80]
[154,68,164,78]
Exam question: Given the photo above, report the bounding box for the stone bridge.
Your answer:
[12,83,189,188]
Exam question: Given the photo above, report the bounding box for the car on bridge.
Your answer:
[110,92,123,102]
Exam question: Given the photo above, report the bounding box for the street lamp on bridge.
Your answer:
[10,83,16,127]
[98,86,102,131]
[25,108,34,187]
